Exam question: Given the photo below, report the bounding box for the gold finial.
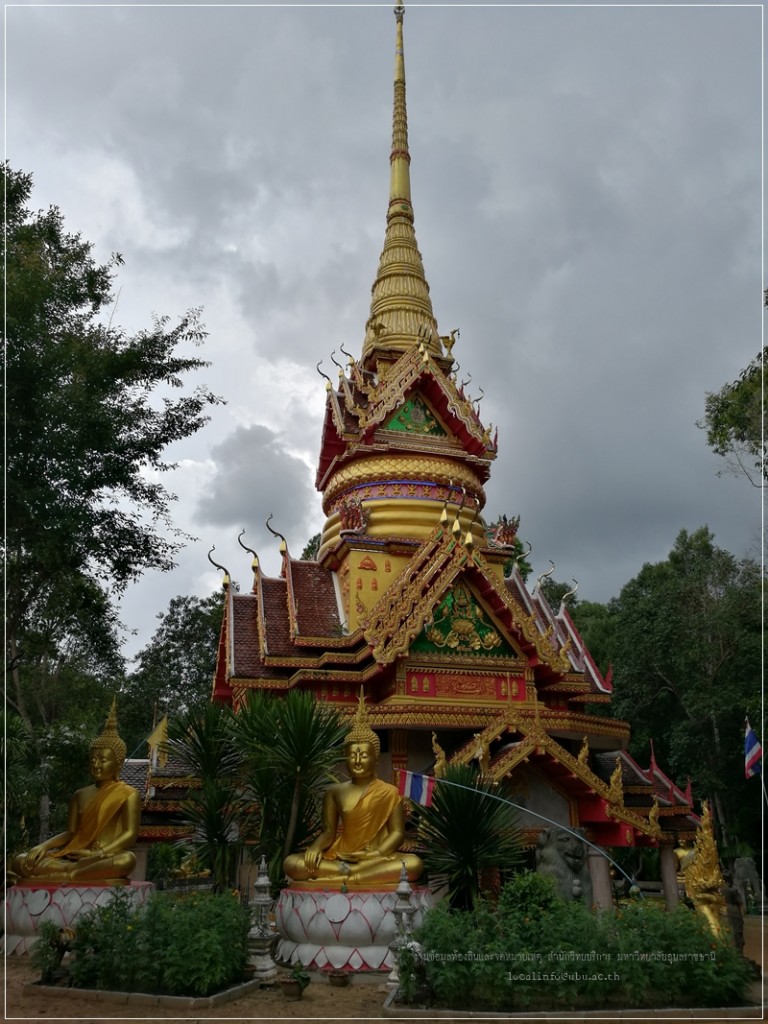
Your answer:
[363,2,439,364]
[577,736,589,764]
[90,697,127,766]
[346,688,380,755]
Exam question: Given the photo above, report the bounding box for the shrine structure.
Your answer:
[204,5,697,904]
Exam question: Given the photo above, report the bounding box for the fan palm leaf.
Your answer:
[416,763,522,910]
[234,690,348,859]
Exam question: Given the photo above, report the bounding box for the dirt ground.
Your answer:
[4,916,765,1023]
[3,960,389,1022]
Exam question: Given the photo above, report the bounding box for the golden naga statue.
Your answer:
[9,700,140,885]
[431,732,447,780]
[678,801,727,938]
[283,694,423,889]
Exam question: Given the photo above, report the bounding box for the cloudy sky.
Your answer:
[8,2,761,661]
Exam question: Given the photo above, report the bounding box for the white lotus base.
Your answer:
[274,886,433,972]
[4,881,154,955]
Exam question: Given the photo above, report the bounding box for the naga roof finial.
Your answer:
[265,514,288,555]
[207,545,231,589]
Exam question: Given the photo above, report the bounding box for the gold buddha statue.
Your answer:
[9,700,140,885]
[283,695,423,888]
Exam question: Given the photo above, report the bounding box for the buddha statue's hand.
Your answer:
[303,847,325,874]
[21,844,52,871]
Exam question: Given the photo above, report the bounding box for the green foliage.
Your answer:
[699,346,766,486]
[300,533,321,560]
[5,164,221,626]
[121,593,223,754]
[233,689,349,872]
[168,702,249,891]
[167,690,347,891]
[540,576,579,612]
[568,599,618,679]
[610,527,761,850]
[146,842,185,885]
[66,889,249,997]
[5,163,221,842]
[414,764,523,910]
[398,873,752,1012]
[30,921,69,984]
[289,962,311,989]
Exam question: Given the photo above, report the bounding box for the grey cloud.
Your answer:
[195,424,315,539]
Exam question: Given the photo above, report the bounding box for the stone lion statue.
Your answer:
[535,827,593,906]
[733,856,763,910]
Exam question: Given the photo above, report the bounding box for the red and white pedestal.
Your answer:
[4,881,154,954]
[274,886,433,972]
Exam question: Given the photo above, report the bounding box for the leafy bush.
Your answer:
[64,888,250,996]
[398,871,752,1012]
[30,921,70,984]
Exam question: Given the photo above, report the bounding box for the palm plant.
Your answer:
[168,701,248,891]
[415,763,523,910]
[233,690,349,868]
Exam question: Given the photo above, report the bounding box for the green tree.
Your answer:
[121,593,224,754]
[5,164,221,840]
[415,764,522,910]
[233,690,348,879]
[610,527,761,851]
[699,345,766,487]
[5,573,124,843]
[539,576,579,612]
[568,599,617,677]
[5,163,222,680]
[300,534,321,560]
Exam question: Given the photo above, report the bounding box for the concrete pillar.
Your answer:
[587,847,614,910]
[659,844,679,910]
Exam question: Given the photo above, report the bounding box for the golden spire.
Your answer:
[362,3,441,366]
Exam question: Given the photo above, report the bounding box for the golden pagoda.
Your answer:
[208,5,698,894]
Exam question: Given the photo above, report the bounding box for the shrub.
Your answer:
[398,871,752,1012]
[64,888,250,997]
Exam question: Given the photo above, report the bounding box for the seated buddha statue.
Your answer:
[9,700,140,885]
[283,695,423,888]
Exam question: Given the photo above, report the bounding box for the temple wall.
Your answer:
[504,765,571,829]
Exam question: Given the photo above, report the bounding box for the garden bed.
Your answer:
[25,976,263,1010]
[382,986,764,1019]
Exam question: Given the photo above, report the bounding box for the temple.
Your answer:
[191,6,697,900]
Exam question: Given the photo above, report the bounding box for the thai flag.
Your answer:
[398,770,435,807]
[745,720,762,778]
